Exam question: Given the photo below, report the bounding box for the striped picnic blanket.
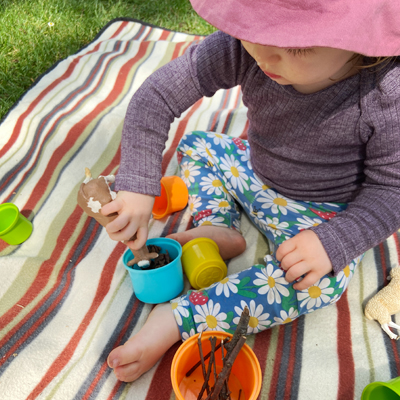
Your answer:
[1,18,400,400]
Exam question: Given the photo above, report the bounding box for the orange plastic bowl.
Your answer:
[171,331,262,400]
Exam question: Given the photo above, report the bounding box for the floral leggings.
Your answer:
[170,131,362,340]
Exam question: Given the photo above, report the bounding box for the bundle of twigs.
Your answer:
[185,307,250,400]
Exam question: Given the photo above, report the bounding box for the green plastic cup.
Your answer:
[0,203,33,245]
[362,378,400,400]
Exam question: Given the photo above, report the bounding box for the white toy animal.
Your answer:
[365,266,400,340]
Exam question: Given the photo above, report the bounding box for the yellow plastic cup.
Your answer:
[152,176,189,220]
[181,238,227,290]
[362,377,400,400]
[0,203,33,245]
[171,331,262,400]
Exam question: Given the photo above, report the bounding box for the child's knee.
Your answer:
[178,130,204,148]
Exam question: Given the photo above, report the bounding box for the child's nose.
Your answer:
[255,47,281,66]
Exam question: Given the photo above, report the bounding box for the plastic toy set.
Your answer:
[3,172,400,399]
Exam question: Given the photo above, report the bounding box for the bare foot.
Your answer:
[167,225,246,260]
[107,303,180,382]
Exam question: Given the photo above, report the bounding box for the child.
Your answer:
[101,0,400,382]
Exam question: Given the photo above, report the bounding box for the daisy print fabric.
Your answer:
[172,131,363,340]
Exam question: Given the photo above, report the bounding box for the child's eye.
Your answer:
[285,48,315,56]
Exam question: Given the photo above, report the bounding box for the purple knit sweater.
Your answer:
[116,31,400,274]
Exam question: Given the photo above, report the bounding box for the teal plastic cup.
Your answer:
[362,378,400,400]
[0,203,33,245]
[122,238,184,304]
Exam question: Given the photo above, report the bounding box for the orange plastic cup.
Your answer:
[171,331,262,400]
[152,176,189,219]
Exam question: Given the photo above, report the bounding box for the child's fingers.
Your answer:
[101,199,122,216]
[126,226,148,250]
[276,238,296,261]
[284,261,309,283]
[106,213,131,235]
[293,271,319,291]
[279,250,302,271]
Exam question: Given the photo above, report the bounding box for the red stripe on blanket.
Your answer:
[284,319,299,400]
[159,30,171,41]
[0,42,101,162]
[161,98,204,176]
[145,342,181,400]
[110,21,130,38]
[391,339,400,376]
[239,119,249,140]
[84,299,141,400]
[394,233,400,263]
[0,206,86,344]
[27,242,126,399]
[12,41,150,212]
[268,325,285,399]
[336,290,355,400]
[252,329,272,383]
[379,242,389,282]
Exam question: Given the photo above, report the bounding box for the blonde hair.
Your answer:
[329,54,398,81]
[350,54,396,71]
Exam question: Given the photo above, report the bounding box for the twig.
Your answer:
[210,337,218,386]
[197,331,210,397]
[220,339,231,400]
[224,307,249,359]
[238,389,242,400]
[186,338,231,377]
[197,339,216,400]
[208,336,247,400]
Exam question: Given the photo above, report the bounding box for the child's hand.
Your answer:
[276,230,332,290]
[101,191,155,250]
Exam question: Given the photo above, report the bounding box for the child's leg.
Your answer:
[174,252,363,339]
[168,131,250,259]
[165,131,362,339]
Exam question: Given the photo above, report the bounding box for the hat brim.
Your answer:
[190,0,400,57]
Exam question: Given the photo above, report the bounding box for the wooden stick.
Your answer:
[210,337,218,387]
[225,307,249,359]
[197,331,210,397]
[197,339,216,400]
[186,338,231,377]
[220,339,231,400]
[208,336,247,400]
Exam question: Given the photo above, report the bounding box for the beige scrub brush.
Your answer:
[77,168,158,267]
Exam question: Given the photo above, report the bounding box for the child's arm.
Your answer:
[101,191,155,250]
[276,230,333,290]
[107,32,250,246]
[306,68,400,278]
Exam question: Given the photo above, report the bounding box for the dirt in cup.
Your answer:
[140,245,172,270]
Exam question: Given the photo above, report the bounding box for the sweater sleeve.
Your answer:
[311,66,400,274]
[115,31,249,195]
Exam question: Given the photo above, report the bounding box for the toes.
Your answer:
[113,362,142,382]
[107,341,142,369]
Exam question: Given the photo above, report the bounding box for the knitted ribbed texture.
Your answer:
[115,31,400,273]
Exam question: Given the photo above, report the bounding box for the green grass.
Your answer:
[0,0,216,121]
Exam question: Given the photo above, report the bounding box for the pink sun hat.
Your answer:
[189,0,400,57]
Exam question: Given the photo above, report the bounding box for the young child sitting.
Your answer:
[100,0,400,382]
